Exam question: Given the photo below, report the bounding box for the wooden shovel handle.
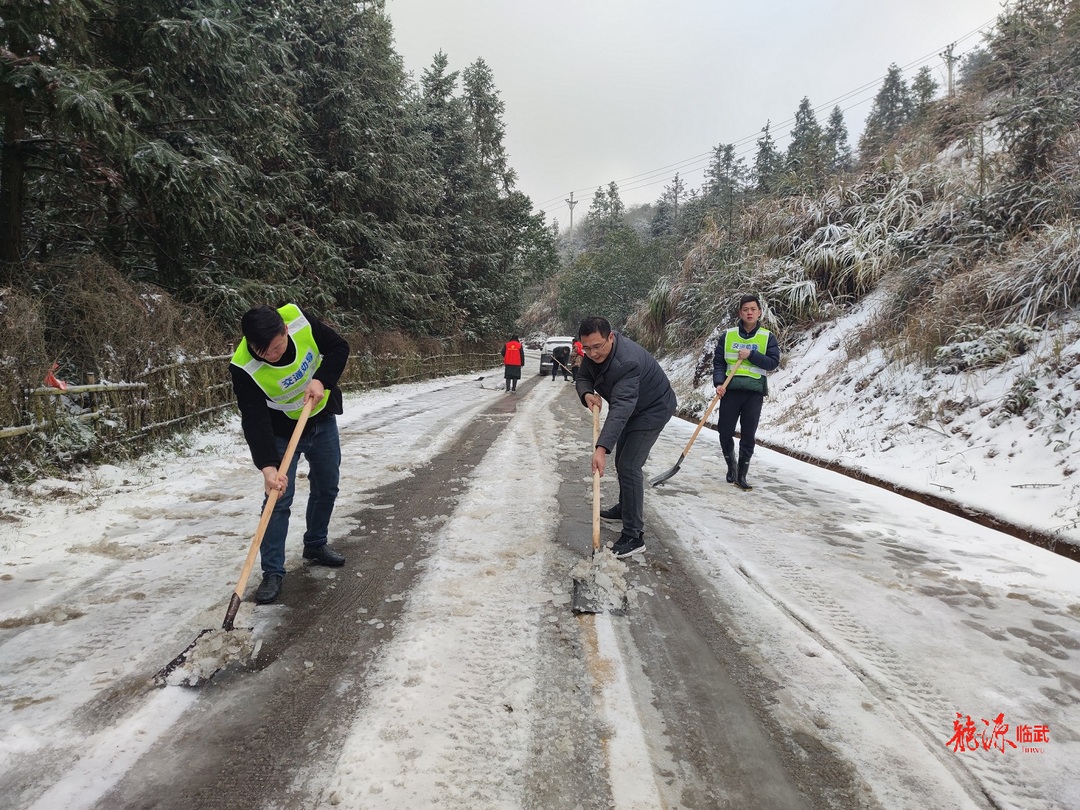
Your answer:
[224,398,315,628]
[591,404,601,554]
[678,358,744,457]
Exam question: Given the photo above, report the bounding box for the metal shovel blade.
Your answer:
[570,553,630,615]
[649,456,684,486]
[571,575,602,614]
[153,626,255,687]
[154,629,214,686]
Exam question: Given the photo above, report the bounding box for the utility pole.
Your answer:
[940,43,957,98]
[672,172,680,228]
[565,191,578,260]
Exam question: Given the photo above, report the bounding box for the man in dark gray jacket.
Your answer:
[575,316,677,558]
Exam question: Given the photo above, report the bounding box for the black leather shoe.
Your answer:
[599,505,622,521]
[302,544,346,566]
[254,573,284,604]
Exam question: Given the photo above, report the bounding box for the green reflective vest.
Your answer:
[723,326,771,394]
[723,327,770,376]
[230,304,327,420]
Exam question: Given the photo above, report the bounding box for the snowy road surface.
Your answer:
[1,367,1077,809]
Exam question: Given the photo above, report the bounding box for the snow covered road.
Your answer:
[1,368,1077,809]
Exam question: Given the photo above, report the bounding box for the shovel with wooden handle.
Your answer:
[591,404,601,554]
[571,404,628,614]
[650,358,744,486]
[154,398,315,686]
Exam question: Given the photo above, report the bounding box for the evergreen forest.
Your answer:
[3,0,1080,465]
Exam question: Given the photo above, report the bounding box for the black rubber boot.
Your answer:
[735,456,752,490]
[723,449,737,484]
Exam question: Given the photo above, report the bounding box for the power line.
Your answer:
[535,15,998,217]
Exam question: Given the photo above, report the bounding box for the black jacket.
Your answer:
[575,332,677,451]
[552,345,572,371]
[230,310,350,470]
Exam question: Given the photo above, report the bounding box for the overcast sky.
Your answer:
[387,0,1005,224]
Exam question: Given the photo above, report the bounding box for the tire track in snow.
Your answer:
[649,450,998,809]
[315,379,582,807]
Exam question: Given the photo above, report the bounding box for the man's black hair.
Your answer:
[737,294,761,311]
[577,316,612,340]
[241,305,287,354]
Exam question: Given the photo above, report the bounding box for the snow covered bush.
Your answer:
[934,323,1040,372]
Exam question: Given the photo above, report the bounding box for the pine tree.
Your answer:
[911,66,939,117]
[659,173,688,230]
[704,143,746,205]
[858,64,914,163]
[581,182,627,250]
[104,0,315,303]
[649,200,676,239]
[989,0,1080,181]
[0,0,144,270]
[823,106,853,174]
[786,97,826,190]
[753,121,782,194]
[463,58,515,191]
[419,53,534,338]
[701,143,746,233]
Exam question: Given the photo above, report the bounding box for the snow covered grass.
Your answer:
[663,297,1080,554]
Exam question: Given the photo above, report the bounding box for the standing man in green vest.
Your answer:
[713,295,780,491]
[230,304,351,605]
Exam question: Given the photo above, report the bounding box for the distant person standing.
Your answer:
[575,316,676,558]
[713,295,780,490]
[502,335,524,392]
[571,339,584,381]
[551,344,572,381]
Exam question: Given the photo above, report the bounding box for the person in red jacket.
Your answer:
[501,335,524,392]
[572,339,584,381]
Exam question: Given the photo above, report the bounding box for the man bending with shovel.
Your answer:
[231,304,350,604]
[575,316,676,558]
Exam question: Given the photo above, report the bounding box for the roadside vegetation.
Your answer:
[3,0,1079,482]
[539,3,1080,363]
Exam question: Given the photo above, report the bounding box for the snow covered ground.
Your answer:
[1,334,1078,809]
[666,296,1080,555]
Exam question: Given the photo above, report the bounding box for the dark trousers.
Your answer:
[613,426,664,539]
[717,389,763,460]
[261,415,341,576]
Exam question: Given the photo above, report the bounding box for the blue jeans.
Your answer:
[259,415,341,576]
[613,426,664,540]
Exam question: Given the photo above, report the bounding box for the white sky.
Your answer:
[2,299,1078,808]
[388,0,1005,219]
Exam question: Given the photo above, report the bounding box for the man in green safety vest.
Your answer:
[230,304,351,604]
[713,295,781,491]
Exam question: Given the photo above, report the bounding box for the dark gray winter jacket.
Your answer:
[575,332,677,451]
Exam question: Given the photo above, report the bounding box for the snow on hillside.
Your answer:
[663,294,1080,556]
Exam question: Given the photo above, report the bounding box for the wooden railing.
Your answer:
[0,350,495,469]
